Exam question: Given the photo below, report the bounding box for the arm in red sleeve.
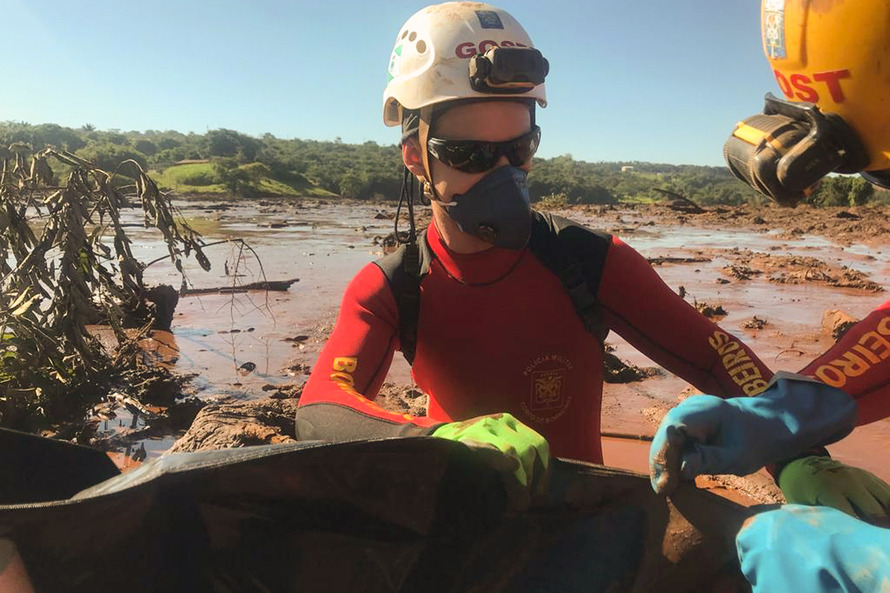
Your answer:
[798,300,890,425]
[295,264,442,441]
[597,236,773,397]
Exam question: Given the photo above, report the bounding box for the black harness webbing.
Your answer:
[374,211,611,366]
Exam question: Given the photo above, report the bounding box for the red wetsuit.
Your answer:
[800,300,890,425]
[296,217,773,463]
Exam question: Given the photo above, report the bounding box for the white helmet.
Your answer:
[383,2,548,127]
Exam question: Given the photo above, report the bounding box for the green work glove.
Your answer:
[432,413,550,510]
[778,455,890,526]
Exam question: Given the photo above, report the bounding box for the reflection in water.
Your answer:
[137,331,180,366]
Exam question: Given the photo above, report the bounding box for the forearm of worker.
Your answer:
[798,300,890,425]
[597,237,773,397]
[295,264,441,441]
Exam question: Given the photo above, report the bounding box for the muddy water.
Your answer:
[96,199,412,460]
[105,199,890,483]
[568,208,890,482]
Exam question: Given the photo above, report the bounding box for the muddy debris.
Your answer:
[262,383,303,400]
[695,473,785,505]
[713,249,884,292]
[742,316,768,330]
[641,403,674,427]
[647,255,711,266]
[182,278,300,295]
[694,301,728,318]
[169,398,300,453]
[821,309,860,341]
[285,363,312,376]
[376,382,430,417]
[575,202,890,247]
[835,211,862,220]
[770,266,882,292]
[722,265,757,281]
[651,189,706,214]
[603,351,662,383]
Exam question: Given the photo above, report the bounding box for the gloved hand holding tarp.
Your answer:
[737,505,890,593]
[432,412,550,510]
[649,372,857,495]
[778,456,890,526]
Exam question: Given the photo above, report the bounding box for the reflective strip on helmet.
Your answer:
[733,122,785,151]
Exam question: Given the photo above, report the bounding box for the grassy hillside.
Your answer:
[149,162,336,197]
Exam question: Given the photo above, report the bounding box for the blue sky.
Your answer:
[2,0,777,166]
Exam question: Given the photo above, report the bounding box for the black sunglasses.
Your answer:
[427,125,541,174]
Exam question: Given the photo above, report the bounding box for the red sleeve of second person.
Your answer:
[799,300,890,425]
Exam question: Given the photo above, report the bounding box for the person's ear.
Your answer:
[401,137,426,179]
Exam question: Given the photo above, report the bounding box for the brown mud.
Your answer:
[76,198,890,497]
[585,202,890,248]
[169,398,300,453]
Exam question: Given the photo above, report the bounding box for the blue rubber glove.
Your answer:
[737,505,890,593]
[649,372,857,495]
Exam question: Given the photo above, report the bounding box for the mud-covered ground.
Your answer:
[86,198,890,496]
[591,201,890,248]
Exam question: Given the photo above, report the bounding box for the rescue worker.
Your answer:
[650,1,890,590]
[293,1,854,509]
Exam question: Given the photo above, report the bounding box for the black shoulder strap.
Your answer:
[527,211,612,344]
[373,230,433,366]
[374,213,612,367]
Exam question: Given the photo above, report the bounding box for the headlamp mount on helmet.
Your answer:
[723,93,869,206]
[468,47,549,94]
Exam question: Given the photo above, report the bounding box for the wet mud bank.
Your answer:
[86,198,890,489]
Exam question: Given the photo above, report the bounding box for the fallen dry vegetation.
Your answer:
[0,146,209,433]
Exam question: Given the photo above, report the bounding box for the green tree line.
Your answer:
[0,121,883,206]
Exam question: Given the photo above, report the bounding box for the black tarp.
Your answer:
[0,428,757,592]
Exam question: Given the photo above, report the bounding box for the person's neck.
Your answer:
[431,204,492,254]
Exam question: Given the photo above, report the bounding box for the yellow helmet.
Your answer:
[723,0,889,204]
[762,0,890,172]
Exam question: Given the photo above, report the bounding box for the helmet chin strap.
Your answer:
[418,106,443,203]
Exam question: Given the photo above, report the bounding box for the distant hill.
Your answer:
[149,161,335,197]
[2,121,880,207]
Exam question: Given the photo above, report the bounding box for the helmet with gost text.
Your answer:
[724,0,890,204]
